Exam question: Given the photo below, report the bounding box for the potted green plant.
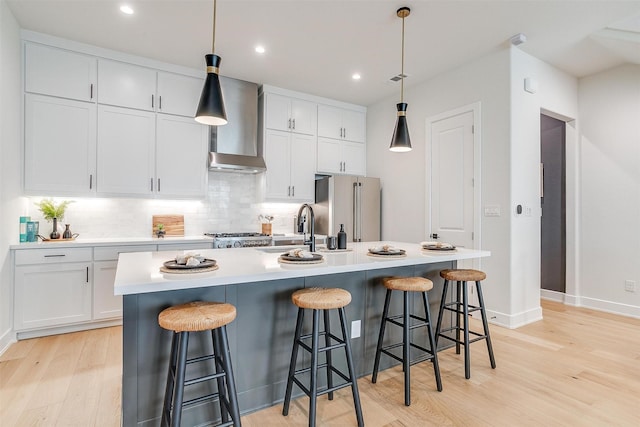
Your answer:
[35,198,73,239]
[156,223,166,238]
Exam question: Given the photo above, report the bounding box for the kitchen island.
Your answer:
[115,242,489,426]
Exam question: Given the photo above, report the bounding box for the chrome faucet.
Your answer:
[297,203,316,252]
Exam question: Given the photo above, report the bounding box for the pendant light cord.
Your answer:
[400,14,405,104]
[211,0,217,52]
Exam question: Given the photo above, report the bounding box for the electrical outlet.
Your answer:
[351,320,361,339]
[525,206,532,216]
[624,280,636,293]
[484,205,501,217]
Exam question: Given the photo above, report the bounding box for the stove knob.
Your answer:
[216,242,225,249]
[233,241,242,248]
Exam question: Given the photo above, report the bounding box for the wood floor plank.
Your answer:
[1,301,639,426]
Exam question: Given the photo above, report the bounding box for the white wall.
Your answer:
[0,0,24,352]
[367,48,516,326]
[509,47,578,325]
[23,173,301,239]
[578,64,640,317]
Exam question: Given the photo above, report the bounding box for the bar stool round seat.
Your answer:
[283,287,363,427]
[372,276,442,406]
[435,268,496,380]
[440,269,486,282]
[384,276,434,292]
[159,301,241,427]
[291,287,351,309]
[159,301,236,332]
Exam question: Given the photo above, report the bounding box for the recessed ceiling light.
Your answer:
[255,46,265,54]
[120,5,134,15]
[352,73,361,80]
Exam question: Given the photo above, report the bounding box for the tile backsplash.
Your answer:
[25,172,302,238]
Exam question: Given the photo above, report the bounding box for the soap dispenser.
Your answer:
[337,224,347,249]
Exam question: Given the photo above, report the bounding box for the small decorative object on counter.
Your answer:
[63,224,73,239]
[337,224,347,249]
[35,198,73,239]
[156,223,166,238]
[327,236,337,250]
[26,221,39,242]
[19,216,30,242]
[259,214,274,235]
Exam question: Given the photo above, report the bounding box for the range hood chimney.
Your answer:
[209,76,266,173]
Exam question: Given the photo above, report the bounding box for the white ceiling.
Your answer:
[6,0,640,106]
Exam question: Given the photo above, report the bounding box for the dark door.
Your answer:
[540,114,566,293]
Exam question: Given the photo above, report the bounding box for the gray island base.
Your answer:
[115,242,490,426]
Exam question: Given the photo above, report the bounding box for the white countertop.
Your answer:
[10,235,213,250]
[114,241,490,296]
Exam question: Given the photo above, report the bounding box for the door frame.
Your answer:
[425,102,482,268]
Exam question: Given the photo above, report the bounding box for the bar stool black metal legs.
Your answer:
[435,269,496,379]
[159,301,241,427]
[371,277,442,406]
[283,287,364,427]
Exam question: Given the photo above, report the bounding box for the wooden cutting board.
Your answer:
[152,215,184,236]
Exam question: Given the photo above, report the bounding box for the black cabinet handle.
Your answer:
[89,174,93,189]
[86,266,89,283]
[90,83,93,100]
[159,95,162,110]
[44,254,65,258]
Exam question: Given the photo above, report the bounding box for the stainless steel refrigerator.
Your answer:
[315,175,381,242]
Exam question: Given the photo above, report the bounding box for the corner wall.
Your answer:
[578,64,640,317]
[0,0,24,351]
[366,49,515,327]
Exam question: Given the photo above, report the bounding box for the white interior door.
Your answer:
[430,110,475,265]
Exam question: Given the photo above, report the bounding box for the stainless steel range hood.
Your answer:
[209,76,266,173]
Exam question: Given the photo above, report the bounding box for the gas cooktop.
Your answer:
[205,232,272,248]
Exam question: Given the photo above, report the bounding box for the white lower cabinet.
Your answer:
[93,261,121,320]
[15,262,92,331]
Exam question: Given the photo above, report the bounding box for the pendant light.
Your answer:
[195,0,227,126]
[389,7,412,152]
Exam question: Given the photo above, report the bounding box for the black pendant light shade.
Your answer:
[390,102,412,152]
[195,54,227,126]
[389,6,412,152]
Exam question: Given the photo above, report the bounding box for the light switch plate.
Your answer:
[484,205,501,217]
[351,320,361,339]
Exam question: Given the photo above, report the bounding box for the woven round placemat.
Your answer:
[366,252,407,258]
[278,257,325,265]
[159,264,219,274]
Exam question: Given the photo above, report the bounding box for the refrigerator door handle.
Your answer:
[353,182,358,241]
[358,182,363,241]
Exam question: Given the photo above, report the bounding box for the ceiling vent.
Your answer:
[389,73,408,82]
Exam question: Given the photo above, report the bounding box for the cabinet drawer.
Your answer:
[94,245,157,261]
[15,247,92,265]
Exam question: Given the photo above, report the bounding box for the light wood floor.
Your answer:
[2,300,639,426]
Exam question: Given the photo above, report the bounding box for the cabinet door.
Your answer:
[289,133,316,201]
[14,263,92,330]
[342,141,366,176]
[24,94,96,195]
[157,72,203,117]
[317,105,343,139]
[290,99,317,136]
[156,114,208,198]
[25,43,96,102]
[98,59,156,111]
[97,105,155,195]
[264,93,291,131]
[342,110,366,143]
[264,129,292,199]
[316,137,342,174]
[93,261,122,320]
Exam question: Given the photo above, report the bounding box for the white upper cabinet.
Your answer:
[97,105,156,195]
[265,93,316,135]
[156,115,208,198]
[25,43,96,102]
[24,94,96,195]
[318,105,366,143]
[156,72,203,117]
[317,137,366,176]
[264,129,315,202]
[98,59,157,111]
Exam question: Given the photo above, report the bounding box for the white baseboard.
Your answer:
[541,290,639,319]
[0,328,16,357]
[483,306,543,329]
[540,289,565,302]
[16,319,122,340]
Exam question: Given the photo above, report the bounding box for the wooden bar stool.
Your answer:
[159,301,241,427]
[371,277,442,406]
[282,287,364,427]
[435,269,496,379]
